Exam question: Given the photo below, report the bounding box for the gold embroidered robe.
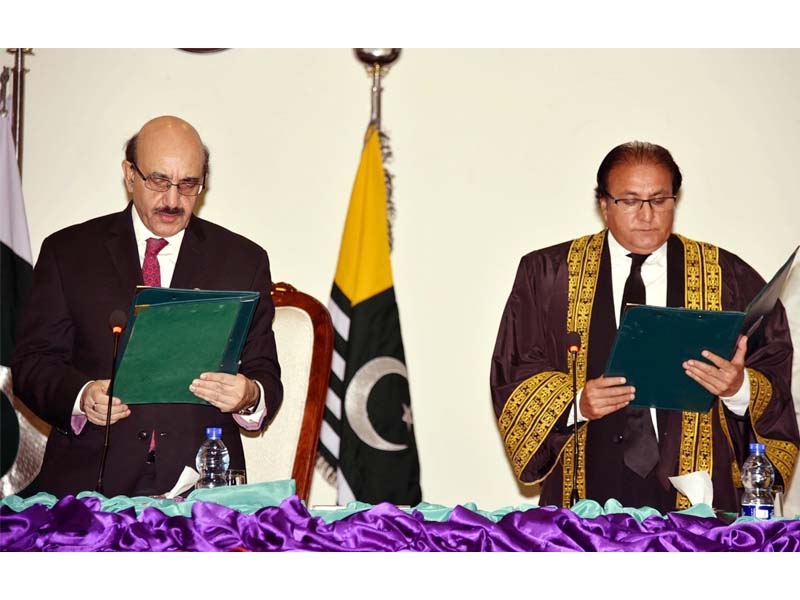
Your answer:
[490,230,798,512]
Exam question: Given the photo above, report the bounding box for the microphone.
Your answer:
[566,331,581,507]
[96,310,128,494]
[566,332,581,354]
[109,310,127,335]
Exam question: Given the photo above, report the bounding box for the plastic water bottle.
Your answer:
[740,442,774,520]
[195,426,230,489]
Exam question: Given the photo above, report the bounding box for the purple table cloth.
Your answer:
[2,494,799,551]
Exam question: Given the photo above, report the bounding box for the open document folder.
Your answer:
[113,287,260,405]
[604,246,798,412]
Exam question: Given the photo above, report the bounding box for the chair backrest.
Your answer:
[240,282,333,502]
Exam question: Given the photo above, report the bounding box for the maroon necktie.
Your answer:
[141,237,167,461]
[142,237,168,287]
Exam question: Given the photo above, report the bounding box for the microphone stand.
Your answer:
[96,324,124,494]
[569,346,580,507]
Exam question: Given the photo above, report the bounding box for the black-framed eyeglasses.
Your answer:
[130,162,205,197]
[607,195,676,213]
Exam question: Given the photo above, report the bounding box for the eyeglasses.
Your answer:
[130,162,204,196]
[607,195,676,213]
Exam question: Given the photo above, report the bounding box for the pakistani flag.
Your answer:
[0,109,32,368]
[1,106,45,496]
[317,126,422,506]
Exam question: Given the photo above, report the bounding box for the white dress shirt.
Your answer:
[569,232,750,438]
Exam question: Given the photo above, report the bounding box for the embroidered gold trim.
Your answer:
[748,368,800,487]
[559,230,605,504]
[508,377,573,474]
[699,242,722,311]
[762,438,800,490]
[697,411,714,478]
[499,371,573,479]
[676,411,698,509]
[748,368,772,423]
[567,231,605,389]
[674,235,720,509]
[498,231,606,490]
[676,234,702,310]
[718,402,742,488]
[561,424,588,507]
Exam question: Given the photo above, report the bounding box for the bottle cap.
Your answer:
[749,442,766,454]
[205,426,222,439]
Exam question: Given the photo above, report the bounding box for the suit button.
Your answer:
[137,431,149,440]
[159,432,168,438]
[613,434,624,444]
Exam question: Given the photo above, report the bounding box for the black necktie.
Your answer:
[620,252,659,478]
[619,252,648,324]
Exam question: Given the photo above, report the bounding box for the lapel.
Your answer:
[104,203,143,291]
[170,215,206,289]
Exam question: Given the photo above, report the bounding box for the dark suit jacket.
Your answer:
[12,203,283,497]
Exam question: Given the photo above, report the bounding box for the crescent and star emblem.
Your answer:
[344,356,413,452]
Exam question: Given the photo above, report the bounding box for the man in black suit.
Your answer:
[12,116,283,497]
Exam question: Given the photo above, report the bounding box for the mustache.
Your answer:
[155,207,185,216]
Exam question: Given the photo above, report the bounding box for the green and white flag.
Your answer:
[317,126,422,506]
[0,106,45,497]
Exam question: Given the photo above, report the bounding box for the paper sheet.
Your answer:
[668,470,713,506]
[164,466,199,499]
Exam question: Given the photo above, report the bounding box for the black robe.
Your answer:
[490,230,798,513]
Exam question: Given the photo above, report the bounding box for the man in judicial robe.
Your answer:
[12,116,283,497]
[490,141,798,513]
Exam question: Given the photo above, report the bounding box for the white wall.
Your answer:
[4,49,799,510]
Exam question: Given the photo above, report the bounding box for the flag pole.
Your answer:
[317,48,422,506]
[352,49,402,250]
[0,69,9,115]
[6,48,33,177]
[353,49,401,132]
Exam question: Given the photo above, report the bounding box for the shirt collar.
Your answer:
[131,205,186,254]
[607,229,668,268]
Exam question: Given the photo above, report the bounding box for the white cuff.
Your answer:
[565,387,589,427]
[237,380,267,423]
[719,369,751,417]
[73,381,94,415]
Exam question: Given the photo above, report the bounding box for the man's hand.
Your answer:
[80,379,130,426]
[579,376,634,420]
[683,335,747,397]
[190,372,259,413]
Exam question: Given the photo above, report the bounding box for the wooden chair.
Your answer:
[240,282,333,502]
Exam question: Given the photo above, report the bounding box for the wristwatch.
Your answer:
[237,395,260,416]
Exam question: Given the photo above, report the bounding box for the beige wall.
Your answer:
[4,49,799,510]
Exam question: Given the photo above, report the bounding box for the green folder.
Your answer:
[113,287,260,405]
[604,246,798,412]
